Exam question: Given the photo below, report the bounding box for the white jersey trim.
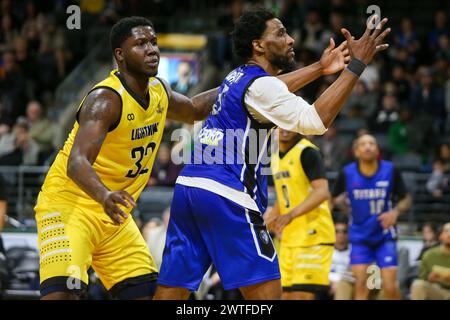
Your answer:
[176,176,260,212]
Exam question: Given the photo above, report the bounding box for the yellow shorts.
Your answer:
[35,192,157,296]
[279,244,333,291]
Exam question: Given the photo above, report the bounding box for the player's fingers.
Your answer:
[375,27,391,45]
[371,17,388,38]
[112,205,128,222]
[113,194,130,208]
[341,28,353,43]
[364,14,378,37]
[375,44,389,52]
[120,191,137,207]
[327,38,335,51]
[344,56,351,63]
[337,40,347,51]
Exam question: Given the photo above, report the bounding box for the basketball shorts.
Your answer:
[279,244,333,292]
[158,184,280,291]
[350,240,398,268]
[35,192,158,298]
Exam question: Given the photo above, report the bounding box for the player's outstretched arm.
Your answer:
[314,16,390,128]
[278,38,350,92]
[67,89,136,224]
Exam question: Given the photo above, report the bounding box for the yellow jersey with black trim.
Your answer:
[39,69,169,211]
[271,138,335,247]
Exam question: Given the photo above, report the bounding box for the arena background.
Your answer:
[0,0,449,300]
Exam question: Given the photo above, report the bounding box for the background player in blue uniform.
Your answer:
[155,9,391,300]
[332,134,412,300]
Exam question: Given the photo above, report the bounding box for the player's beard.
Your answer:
[270,53,296,73]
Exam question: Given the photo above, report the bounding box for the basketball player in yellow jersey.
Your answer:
[34,17,218,300]
[265,129,335,300]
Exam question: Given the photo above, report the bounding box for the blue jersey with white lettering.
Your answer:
[344,160,397,243]
[180,65,275,212]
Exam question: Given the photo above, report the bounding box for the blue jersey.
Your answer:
[343,160,397,243]
[180,65,275,212]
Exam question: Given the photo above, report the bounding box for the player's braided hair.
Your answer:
[110,16,154,52]
[231,7,275,61]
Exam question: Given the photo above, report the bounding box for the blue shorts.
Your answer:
[158,184,280,291]
[350,240,398,268]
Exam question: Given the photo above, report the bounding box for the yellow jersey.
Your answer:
[38,69,169,212]
[271,138,335,247]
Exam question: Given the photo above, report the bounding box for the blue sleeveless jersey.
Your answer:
[180,65,275,212]
[344,160,397,243]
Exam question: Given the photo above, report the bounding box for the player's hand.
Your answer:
[263,207,277,232]
[101,190,136,225]
[377,209,399,229]
[320,38,351,75]
[341,15,390,65]
[274,213,293,233]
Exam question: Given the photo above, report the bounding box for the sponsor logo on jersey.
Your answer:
[198,126,224,146]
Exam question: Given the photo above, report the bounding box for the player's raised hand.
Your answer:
[378,208,399,230]
[341,15,391,65]
[320,38,351,75]
[101,190,136,225]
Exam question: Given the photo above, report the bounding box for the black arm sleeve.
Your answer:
[392,167,408,199]
[300,147,326,182]
[332,169,347,197]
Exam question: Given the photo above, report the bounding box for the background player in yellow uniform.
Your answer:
[34,17,218,300]
[265,129,335,299]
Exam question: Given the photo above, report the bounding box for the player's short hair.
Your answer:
[231,7,275,61]
[110,16,154,52]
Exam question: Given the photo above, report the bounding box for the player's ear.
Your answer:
[115,48,124,63]
[252,39,265,55]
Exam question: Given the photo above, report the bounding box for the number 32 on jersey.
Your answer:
[126,142,156,178]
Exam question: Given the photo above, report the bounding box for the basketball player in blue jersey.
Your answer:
[332,134,412,300]
[155,9,391,299]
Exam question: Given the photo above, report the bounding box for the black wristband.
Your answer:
[346,58,366,77]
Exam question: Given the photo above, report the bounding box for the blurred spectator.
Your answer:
[428,10,450,54]
[298,9,327,55]
[171,61,195,95]
[0,173,6,255]
[341,80,376,118]
[329,219,354,300]
[148,143,182,187]
[411,223,450,300]
[446,65,450,118]
[314,126,347,172]
[144,207,170,269]
[23,100,55,164]
[0,13,18,52]
[410,68,446,134]
[394,18,420,63]
[35,38,58,98]
[388,107,417,156]
[418,222,441,260]
[426,142,450,198]
[370,94,399,132]
[0,51,27,126]
[14,36,37,98]
[391,65,411,104]
[0,118,38,165]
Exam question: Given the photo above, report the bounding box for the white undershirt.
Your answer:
[244,76,327,135]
